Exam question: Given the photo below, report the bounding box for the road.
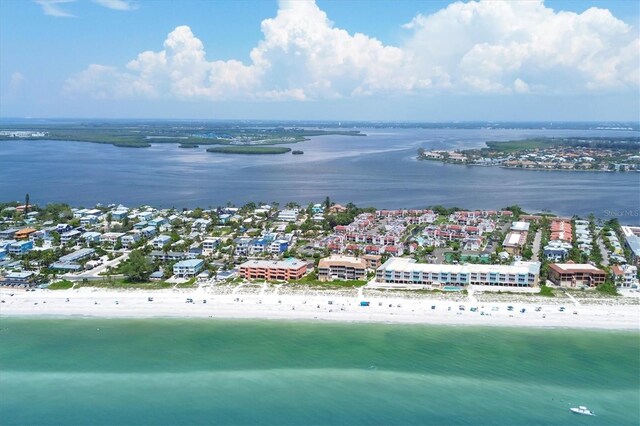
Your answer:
[63,252,130,281]
[597,236,610,267]
[532,230,542,261]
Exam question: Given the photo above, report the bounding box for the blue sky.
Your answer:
[1,0,638,121]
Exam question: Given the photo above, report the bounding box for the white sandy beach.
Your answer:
[1,286,639,330]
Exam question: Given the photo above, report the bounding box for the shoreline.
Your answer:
[2,287,638,331]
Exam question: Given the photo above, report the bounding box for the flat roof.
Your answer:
[174,259,204,267]
[625,235,640,256]
[240,258,306,269]
[59,248,95,263]
[318,255,367,269]
[549,263,605,274]
[379,257,539,275]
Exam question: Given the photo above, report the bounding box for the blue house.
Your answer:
[9,240,33,255]
[270,240,289,254]
[148,218,168,227]
[111,210,128,220]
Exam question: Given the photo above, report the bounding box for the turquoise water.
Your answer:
[0,319,638,425]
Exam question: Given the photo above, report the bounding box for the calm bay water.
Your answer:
[0,318,638,425]
[1,128,639,220]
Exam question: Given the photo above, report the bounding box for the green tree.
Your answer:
[120,250,153,282]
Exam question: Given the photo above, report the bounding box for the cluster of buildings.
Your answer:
[419,144,640,172]
[543,219,574,261]
[1,200,639,291]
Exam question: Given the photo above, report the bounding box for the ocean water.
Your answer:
[0,318,638,425]
[1,127,639,220]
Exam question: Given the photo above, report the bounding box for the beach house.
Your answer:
[173,259,204,278]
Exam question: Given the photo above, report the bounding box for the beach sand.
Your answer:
[1,285,638,330]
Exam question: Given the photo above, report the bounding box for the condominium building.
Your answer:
[375,257,540,288]
[318,255,367,281]
[547,263,606,288]
[239,258,307,281]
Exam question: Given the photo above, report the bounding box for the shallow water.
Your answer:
[0,318,638,425]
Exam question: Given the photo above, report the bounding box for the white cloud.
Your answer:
[5,72,26,99]
[93,0,137,11]
[35,0,76,18]
[65,0,639,101]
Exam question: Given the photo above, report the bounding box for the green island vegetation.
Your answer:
[206,146,292,155]
[480,137,640,153]
[0,121,364,148]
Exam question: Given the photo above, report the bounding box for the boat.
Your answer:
[570,406,595,416]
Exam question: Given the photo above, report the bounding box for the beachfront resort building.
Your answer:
[547,263,606,288]
[173,259,204,278]
[318,255,367,282]
[375,258,540,288]
[239,258,307,281]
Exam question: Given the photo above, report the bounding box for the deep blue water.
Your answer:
[1,128,638,220]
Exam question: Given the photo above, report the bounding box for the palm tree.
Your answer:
[25,193,30,214]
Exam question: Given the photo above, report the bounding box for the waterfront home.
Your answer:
[548,263,606,288]
[173,259,204,278]
[239,258,307,281]
[0,271,34,287]
[611,264,639,288]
